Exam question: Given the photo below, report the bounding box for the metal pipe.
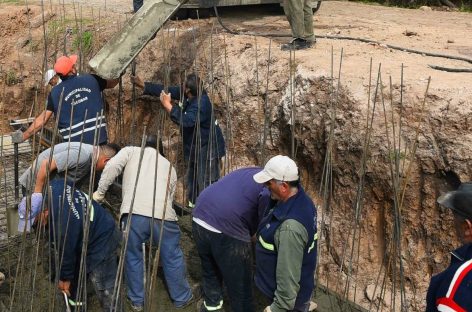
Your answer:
[13,143,19,201]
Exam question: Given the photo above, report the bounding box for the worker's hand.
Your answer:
[159,90,171,106]
[11,130,24,144]
[92,191,105,203]
[130,74,144,89]
[263,306,272,312]
[58,280,71,297]
[18,193,43,232]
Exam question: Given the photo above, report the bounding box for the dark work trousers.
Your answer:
[186,154,220,206]
[192,221,254,312]
[133,0,143,12]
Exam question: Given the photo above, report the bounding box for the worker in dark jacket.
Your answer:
[131,73,226,207]
[13,55,119,145]
[253,155,317,312]
[426,182,472,312]
[192,167,270,312]
[29,179,121,311]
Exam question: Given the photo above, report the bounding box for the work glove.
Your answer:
[309,301,318,311]
[263,306,272,312]
[18,193,43,232]
[11,130,24,144]
[92,191,105,203]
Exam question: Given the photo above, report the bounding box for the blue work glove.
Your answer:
[18,193,43,232]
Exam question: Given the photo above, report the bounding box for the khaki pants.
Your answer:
[283,0,315,41]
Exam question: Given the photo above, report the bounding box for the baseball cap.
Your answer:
[437,183,472,219]
[18,193,43,232]
[54,55,78,76]
[253,155,299,184]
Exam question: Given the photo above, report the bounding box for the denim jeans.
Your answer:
[133,0,143,12]
[187,155,220,205]
[192,221,254,312]
[123,214,192,308]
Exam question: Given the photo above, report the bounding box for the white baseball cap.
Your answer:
[44,69,61,86]
[253,155,299,184]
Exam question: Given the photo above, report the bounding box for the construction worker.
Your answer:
[93,135,198,311]
[17,142,119,230]
[23,179,122,311]
[131,73,226,208]
[426,183,472,311]
[44,69,61,87]
[12,55,119,145]
[192,167,270,312]
[133,0,143,12]
[253,155,318,312]
[281,0,315,51]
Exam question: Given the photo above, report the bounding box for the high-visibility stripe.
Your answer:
[437,297,466,312]
[446,258,472,298]
[204,300,223,311]
[258,235,275,251]
[90,204,95,222]
[308,232,318,253]
[68,299,84,306]
[83,193,94,222]
[438,304,461,312]
[62,123,106,139]
[59,116,105,133]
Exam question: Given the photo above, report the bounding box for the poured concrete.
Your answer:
[89,0,185,79]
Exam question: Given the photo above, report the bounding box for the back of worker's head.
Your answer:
[96,143,121,171]
[185,73,204,97]
[438,183,472,243]
[54,55,78,79]
[145,134,165,157]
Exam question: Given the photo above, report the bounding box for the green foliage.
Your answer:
[73,30,93,55]
[5,70,19,86]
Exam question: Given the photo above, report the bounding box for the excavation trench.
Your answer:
[1,2,472,312]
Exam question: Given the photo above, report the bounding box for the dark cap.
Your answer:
[437,183,472,219]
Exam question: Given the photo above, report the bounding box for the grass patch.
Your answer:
[73,30,93,55]
[5,70,19,86]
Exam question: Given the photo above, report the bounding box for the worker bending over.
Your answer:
[93,135,197,311]
[21,179,121,311]
[18,142,119,232]
[192,167,270,312]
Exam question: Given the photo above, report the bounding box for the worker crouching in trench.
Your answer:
[18,179,122,311]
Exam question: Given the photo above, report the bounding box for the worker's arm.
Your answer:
[91,74,119,90]
[95,147,133,199]
[22,110,54,141]
[34,158,58,193]
[168,95,211,127]
[271,219,308,312]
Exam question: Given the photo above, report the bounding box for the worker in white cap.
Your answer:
[253,155,318,312]
[44,69,61,87]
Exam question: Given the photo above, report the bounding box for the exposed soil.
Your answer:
[0,0,471,311]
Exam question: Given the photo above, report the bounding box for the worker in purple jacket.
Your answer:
[192,167,270,312]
